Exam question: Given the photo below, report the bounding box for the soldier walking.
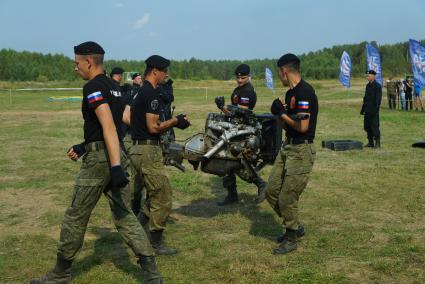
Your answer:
[124,55,190,255]
[266,53,318,254]
[30,41,162,284]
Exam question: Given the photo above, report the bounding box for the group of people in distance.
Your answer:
[386,77,424,112]
[30,41,318,284]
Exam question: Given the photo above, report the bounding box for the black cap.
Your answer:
[234,64,250,76]
[132,73,141,80]
[366,70,377,75]
[110,67,124,76]
[277,53,300,67]
[145,55,170,70]
[74,41,105,55]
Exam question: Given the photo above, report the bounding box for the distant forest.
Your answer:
[1,40,424,82]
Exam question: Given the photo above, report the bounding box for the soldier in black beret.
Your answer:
[266,53,319,255]
[214,63,266,205]
[110,66,125,85]
[123,54,190,255]
[30,41,163,284]
[361,70,382,147]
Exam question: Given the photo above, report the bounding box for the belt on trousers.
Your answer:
[85,141,106,152]
[285,138,314,145]
[132,139,160,146]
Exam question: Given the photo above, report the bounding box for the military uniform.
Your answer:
[31,42,161,284]
[218,64,266,206]
[361,74,382,147]
[266,53,318,255]
[266,79,318,234]
[386,79,398,110]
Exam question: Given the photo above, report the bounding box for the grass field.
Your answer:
[0,79,424,284]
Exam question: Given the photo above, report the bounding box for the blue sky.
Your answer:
[1,0,424,61]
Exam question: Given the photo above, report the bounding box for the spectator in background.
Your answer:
[386,77,397,110]
[399,79,406,111]
[413,82,424,112]
[404,79,413,111]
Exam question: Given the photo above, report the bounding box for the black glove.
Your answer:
[69,143,86,157]
[270,98,286,116]
[165,78,173,87]
[110,165,129,189]
[215,96,225,110]
[175,114,190,129]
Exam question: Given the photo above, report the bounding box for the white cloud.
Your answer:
[115,3,123,8]
[133,13,150,30]
[148,32,157,37]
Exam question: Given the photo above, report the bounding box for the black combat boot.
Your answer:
[374,138,381,148]
[276,224,305,243]
[365,138,374,148]
[150,230,178,255]
[138,256,163,284]
[272,229,298,255]
[217,185,238,206]
[30,254,72,284]
[253,177,266,204]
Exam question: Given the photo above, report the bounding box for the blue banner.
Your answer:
[265,68,274,90]
[409,39,425,89]
[339,51,351,88]
[366,43,383,85]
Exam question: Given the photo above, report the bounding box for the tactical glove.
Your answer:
[165,78,173,87]
[215,96,225,110]
[69,143,86,158]
[110,165,129,189]
[271,98,287,116]
[176,114,190,129]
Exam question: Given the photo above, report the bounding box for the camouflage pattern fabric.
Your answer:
[129,144,172,231]
[57,142,154,260]
[265,143,316,231]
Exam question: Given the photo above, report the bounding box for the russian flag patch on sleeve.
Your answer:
[87,91,104,104]
[297,101,309,109]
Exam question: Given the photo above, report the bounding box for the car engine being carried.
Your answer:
[164,105,282,178]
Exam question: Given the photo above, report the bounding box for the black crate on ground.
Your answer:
[322,140,363,151]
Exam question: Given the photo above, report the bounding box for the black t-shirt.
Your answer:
[81,74,125,143]
[230,82,257,110]
[362,80,382,115]
[130,80,161,140]
[284,79,319,140]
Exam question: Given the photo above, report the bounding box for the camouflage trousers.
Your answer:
[57,141,154,261]
[265,142,316,231]
[129,144,172,232]
[123,135,145,215]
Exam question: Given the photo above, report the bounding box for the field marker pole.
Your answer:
[205,87,208,100]
[9,89,12,104]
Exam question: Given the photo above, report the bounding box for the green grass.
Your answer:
[0,79,424,283]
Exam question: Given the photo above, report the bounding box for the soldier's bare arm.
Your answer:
[95,104,121,166]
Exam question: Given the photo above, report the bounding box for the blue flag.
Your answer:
[409,39,425,89]
[366,43,383,85]
[339,51,351,88]
[265,68,274,90]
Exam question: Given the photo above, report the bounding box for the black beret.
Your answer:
[366,70,377,75]
[145,55,170,70]
[234,64,250,76]
[110,67,125,76]
[277,53,300,67]
[132,73,141,80]
[74,41,105,55]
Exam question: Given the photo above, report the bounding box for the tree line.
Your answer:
[1,40,423,82]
